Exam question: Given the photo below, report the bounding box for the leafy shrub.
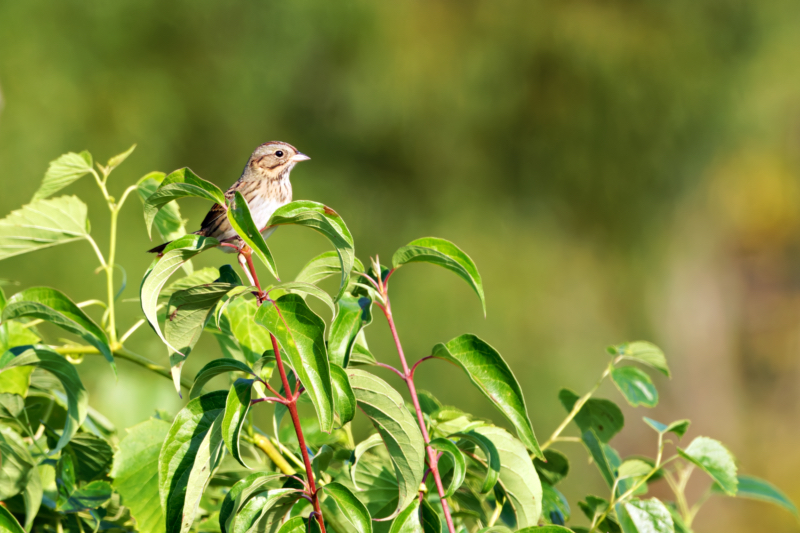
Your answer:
[0,147,796,533]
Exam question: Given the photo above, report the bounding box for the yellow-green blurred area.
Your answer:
[2,0,800,530]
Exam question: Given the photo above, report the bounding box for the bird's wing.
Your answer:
[197,182,238,239]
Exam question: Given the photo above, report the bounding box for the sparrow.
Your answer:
[147,141,309,254]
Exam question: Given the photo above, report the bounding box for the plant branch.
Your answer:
[409,355,434,379]
[238,253,326,533]
[541,362,615,451]
[379,296,457,533]
[251,432,297,476]
[52,344,192,389]
[375,362,405,379]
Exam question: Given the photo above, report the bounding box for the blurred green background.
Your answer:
[2,1,800,530]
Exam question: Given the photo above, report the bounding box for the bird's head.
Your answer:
[245,141,310,181]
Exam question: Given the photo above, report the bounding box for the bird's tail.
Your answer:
[146,241,170,254]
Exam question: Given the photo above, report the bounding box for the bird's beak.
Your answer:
[291,153,310,162]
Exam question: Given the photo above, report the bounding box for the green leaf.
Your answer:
[165,272,241,392]
[276,516,306,533]
[388,500,421,533]
[470,425,542,528]
[351,434,385,490]
[347,369,426,517]
[611,366,658,408]
[268,201,355,301]
[643,417,690,438]
[534,449,570,486]
[0,346,87,453]
[296,251,365,286]
[143,168,226,239]
[111,418,171,533]
[541,482,571,525]
[137,172,191,256]
[322,482,373,533]
[159,391,227,533]
[161,267,221,300]
[559,389,624,443]
[608,341,670,378]
[331,364,356,425]
[255,294,334,433]
[678,436,737,496]
[452,430,501,494]
[227,190,279,279]
[32,151,93,200]
[392,237,485,315]
[0,427,35,500]
[66,432,114,481]
[716,474,799,518]
[234,487,300,533]
[0,392,24,420]
[581,429,622,488]
[517,526,574,533]
[22,465,42,532]
[429,437,466,498]
[420,498,442,533]
[189,358,256,399]
[106,144,137,172]
[432,334,541,458]
[222,378,254,468]
[0,195,90,261]
[225,298,272,364]
[0,501,25,533]
[217,472,285,533]
[328,293,372,367]
[3,286,114,373]
[616,498,674,533]
[57,454,111,512]
[618,459,653,480]
[268,281,336,316]
[140,234,220,354]
[350,343,377,367]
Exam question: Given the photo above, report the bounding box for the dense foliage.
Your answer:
[0,148,796,533]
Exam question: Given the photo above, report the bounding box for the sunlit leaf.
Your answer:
[267,281,336,316]
[111,418,171,533]
[159,391,227,533]
[392,237,485,315]
[0,195,89,261]
[678,436,737,496]
[137,172,192,273]
[165,268,241,392]
[106,144,137,173]
[189,358,256,400]
[432,334,541,458]
[616,498,674,533]
[429,437,466,497]
[322,482,373,533]
[388,500,421,533]
[255,294,334,432]
[611,366,658,408]
[328,293,372,367]
[143,167,226,239]
[226,190,279,278]
[4,286,114,373]
[222,378,254,468]
[217,472,286,533]
[0,427,35,500]
[471,425,542,528]
[0,346,87,453]
[296,251,364,286]
[32,151,93,201]
[331,364,356,425]
[140,234,219,354]
[608,341,670,378]
[347,369,425,517]
[0,504,24,533]
[268,201,355,301]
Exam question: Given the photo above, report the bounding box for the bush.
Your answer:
[0,147,796,533]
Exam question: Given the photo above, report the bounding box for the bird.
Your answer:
[147,141,309,254]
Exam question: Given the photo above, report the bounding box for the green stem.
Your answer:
[106,206,119,344]
[541,362,616,451]
[53,344,192,389]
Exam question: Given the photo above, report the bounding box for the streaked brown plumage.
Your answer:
[147,141,309,254]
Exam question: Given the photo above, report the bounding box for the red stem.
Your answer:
[240,253,327,533]
[409,356,434,380]
[381,299,457,533]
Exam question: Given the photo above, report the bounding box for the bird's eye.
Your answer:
[275,150,284,158]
